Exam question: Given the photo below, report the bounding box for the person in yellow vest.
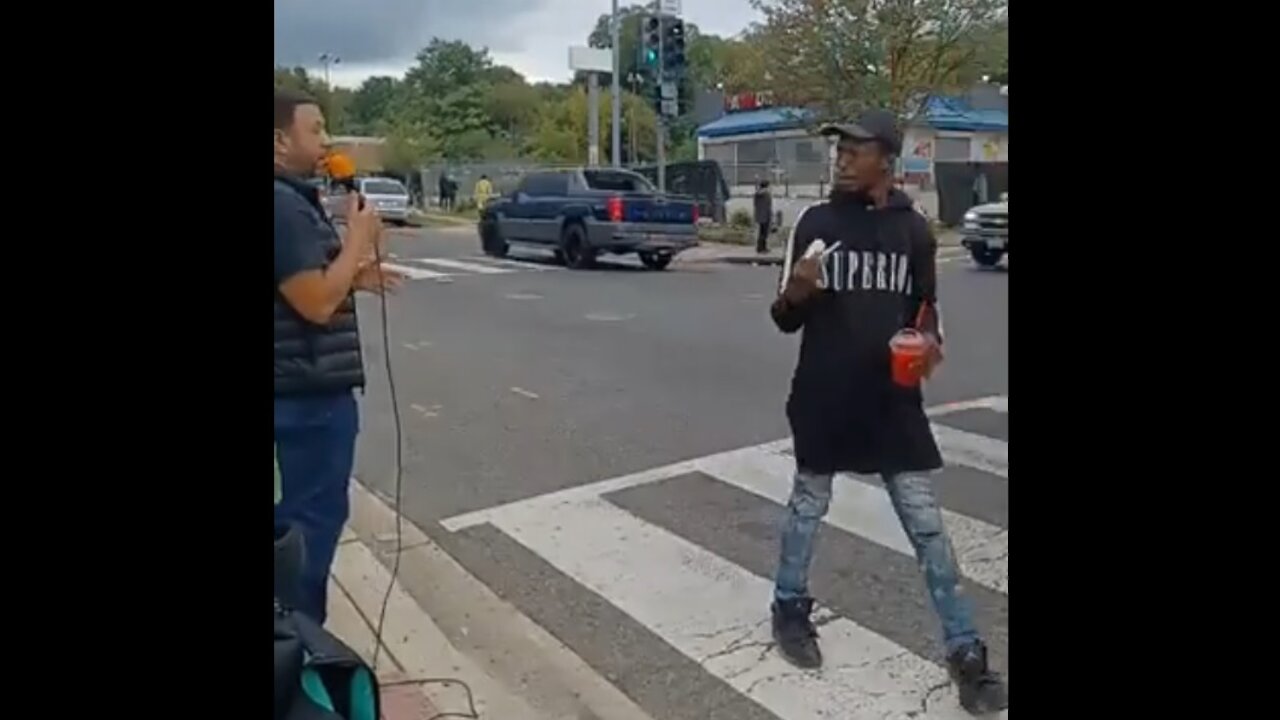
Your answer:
[473,174,494,210]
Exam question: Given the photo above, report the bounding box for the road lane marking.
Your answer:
[381,263,449,280]
[697,446,1007,594]
[462,494,1002,720]
[584,312,636,322]
[510,387,540,400]
[927,396,1007,416]
[464,256,558,272]
[443,397,1007,594]
[404,257,514,274]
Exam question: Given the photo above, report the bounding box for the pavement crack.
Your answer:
[696,618,773,666]
[916,679,953,716]
[965,548,1010,566]
[690,623,752,641]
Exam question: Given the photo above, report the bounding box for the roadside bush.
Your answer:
[730,208,753,228]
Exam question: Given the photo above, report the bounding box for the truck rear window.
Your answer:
[582,170,654,193]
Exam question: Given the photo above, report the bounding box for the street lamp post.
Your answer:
[319,53,341,87]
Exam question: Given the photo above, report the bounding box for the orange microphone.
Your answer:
[324,152,363,209]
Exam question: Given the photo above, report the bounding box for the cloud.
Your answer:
[274,0,762,87]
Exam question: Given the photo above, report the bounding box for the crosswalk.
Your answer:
[380,255,559,282]
[442,395,1009,719]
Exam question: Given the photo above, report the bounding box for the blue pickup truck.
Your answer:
[478,168,699,270]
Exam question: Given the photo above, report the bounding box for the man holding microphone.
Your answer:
[273,88,402,623]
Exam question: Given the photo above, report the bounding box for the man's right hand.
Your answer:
[345,192,383,257]
[782,257,823,305]
[792,257,822,285]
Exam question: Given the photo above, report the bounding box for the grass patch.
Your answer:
[697,223,790,248]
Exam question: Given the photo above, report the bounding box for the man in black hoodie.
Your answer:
[768,110,1007,714]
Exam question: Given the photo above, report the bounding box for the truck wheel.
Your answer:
[639,252,672,271]
[560,222,596,269]
[970,247,1004,268]
[480,220,508,258]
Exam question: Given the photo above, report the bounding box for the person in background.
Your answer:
[274,88,403,624]
[446,176,459,211]
[474,174,494,211]
[438,171,451,211]
[754,179,773,254]
[767,109,1007,714]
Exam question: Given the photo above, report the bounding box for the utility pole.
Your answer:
[610,0,621,168]
[655,1,665,192]
[569,46,613,167]
[587,72,601,166]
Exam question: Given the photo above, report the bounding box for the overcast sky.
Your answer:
[274,0,762,88]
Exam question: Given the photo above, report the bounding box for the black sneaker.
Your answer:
[946,640,1008,714]
[771,597,822,669]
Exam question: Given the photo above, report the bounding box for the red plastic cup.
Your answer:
[890,329,929,387]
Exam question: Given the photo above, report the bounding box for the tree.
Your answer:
[347,77,400,134]
[403,39,495,99]
[750,0,1009,121]
[587,4,653,86]
[484,81,543,140]
[273,66,352,132]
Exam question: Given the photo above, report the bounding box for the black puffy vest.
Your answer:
[274,179,365,396]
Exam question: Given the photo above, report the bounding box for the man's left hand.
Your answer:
[353,264,405,295]
[913,334,945,379]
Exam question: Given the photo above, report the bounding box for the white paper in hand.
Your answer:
[780,239,841,290]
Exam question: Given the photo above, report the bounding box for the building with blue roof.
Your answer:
[696,86,1008,225]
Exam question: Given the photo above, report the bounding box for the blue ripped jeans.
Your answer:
[774,469,979,654]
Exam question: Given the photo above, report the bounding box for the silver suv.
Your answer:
[961,193,1008,268]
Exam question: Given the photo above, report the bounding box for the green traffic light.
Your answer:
[645,49,657,64]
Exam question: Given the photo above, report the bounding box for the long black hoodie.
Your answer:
[771,189,944,476]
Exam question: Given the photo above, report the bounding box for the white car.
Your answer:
[323,177,413,226]
[961,193,1008,268]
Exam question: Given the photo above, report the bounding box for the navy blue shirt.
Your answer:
[274,175,332,287]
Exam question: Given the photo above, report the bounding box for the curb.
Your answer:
[344,481,659,720]
[678,254,783,267]
[415,213,476,227]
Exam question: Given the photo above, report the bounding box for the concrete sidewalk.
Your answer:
[676,242,784,266]
[327,481,658,720]
[326,527,538,720]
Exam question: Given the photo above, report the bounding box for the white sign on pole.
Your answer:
[568,46,613,73]
[659,0,682,15]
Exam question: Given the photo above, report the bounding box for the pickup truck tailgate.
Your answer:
[623,196,696,224]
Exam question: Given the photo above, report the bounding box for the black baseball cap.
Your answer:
[820,109,902,155]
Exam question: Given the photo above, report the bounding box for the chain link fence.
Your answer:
[420,162,585,209]
[716,162,831,199]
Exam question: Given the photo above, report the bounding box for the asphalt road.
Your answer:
[352,224,1009,720]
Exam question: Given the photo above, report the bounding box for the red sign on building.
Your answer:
[724,91,776,112]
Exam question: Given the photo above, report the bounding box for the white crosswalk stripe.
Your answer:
[442,396,1010,719]
[403,257,515,274]
[382,255,558,282]
[379,262,449,281]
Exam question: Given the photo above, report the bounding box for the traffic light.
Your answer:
[641,16,661,73]
[663,18,686,76]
